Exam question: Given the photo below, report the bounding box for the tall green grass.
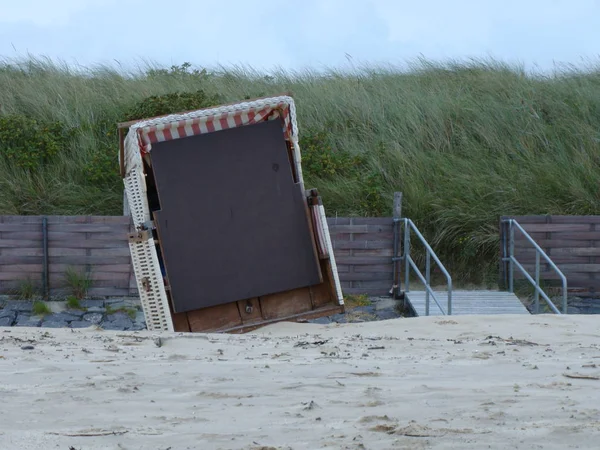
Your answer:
[1,56,599,282]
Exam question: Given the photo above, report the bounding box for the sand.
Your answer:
[0,315,599,449]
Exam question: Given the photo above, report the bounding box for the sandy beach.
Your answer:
[1,315,599,449]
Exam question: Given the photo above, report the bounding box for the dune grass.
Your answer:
[1,56,599,282]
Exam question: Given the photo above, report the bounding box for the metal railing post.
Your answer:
[509,220,515,293]
[507,219,567,315]
[404,219,410,294]
[392,218,399,296]
[42,217,49,301]
[403,219,453,315]
[447,280,452,315]
[562,278,568,314]
[534,251,540,314]
[425,250,431,316]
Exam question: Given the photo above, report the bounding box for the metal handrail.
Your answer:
[401,218,453,315]
[504,219,567,314]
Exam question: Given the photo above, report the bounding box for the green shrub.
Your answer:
[15,278,38,300]
[64,267,92,300]
[105,305,137,320]
[356,171,388,216]
[0,114,73,170]
[300,131,365,179]
[83,142,120,187]
[65,295,84,310]
[146,62,210,80]
[123,89,223,122]
[32,301,51,316]
[300,131,388,216]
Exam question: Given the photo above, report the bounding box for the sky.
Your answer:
[0,0,599,73]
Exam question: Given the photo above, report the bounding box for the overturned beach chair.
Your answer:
[119,95,344,332]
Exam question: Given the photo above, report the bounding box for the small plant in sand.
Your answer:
[15,278,38,300]
[105,305,137,320]
[344,294,372,309]
[32,301,51,316]
[64,267,92,300]
[65,295,85,310]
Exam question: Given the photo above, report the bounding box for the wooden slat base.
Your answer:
[176,253,342,333]
[219,303,344,334]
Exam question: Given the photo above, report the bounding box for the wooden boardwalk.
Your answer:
[405,290,530,316]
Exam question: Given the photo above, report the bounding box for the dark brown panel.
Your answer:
[514,239,600,248]
[0,256,43,264]
[326,217,351,226]
[506,215,600,224]
[349,217,393,225]
[328,224,393,233]
[547,216,600,224]
[352,264,394,273]
[150,119,321,313]
[310,282,333,308]
[352,280,394,289]
[513,270,589,279]
[339,272,393,281]
[168,296,190,332]
[310,259,338,308]
[345,232,394,240]
[0,240,42,248]
[172,312,191,332]
[221,303,344,334]
[343,287,390,296]
[335,256,392,265]
[237,298,263,324]
[333,240,393,250]
[187,302,243,332]
[259,287,314,320]
[351,249,394,257]
[515,224,591,232]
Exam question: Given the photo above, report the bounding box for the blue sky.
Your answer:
[1,0,599,72]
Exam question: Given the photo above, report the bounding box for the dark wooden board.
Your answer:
[510,254,593,264]
[310,258,339,308]
[345,217,393,225]
[221,303,344,334]
[150,119,322,313]
[351,249,394,257]
[330,232,394,241]
[504,215,600,224]
[326,218,351,226]
[328,224,393,233]
[259,287,314,320]
[514,239,600,249]
[310,282,334,308]
[350,264,394,273]
[83,287,131,297]
[339,272,393,281]
[237,298,263,324]
[335,256,392,265]
[351,280,394,289]
[333,240,393,250]
[187,302,243,332]
[343,287,390,296]
[171,312,191,332]
[47,256,132,265]
[0,240,42,248]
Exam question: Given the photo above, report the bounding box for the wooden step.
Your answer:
[405,290,530,316]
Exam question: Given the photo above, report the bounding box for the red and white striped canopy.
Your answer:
[132,96,296,156]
